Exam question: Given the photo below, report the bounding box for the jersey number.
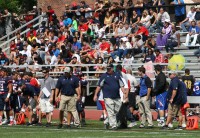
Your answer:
[184,80,192,89]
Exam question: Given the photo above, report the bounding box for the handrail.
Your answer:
[0,21,42,52]
[0,13,46,41]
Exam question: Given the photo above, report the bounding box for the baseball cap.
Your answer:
[169,71,177,76]
[107,64,114,69]
[164,19,170,23]
[42,69,49,74]
[64,67,71,73]
[33,6,37,9]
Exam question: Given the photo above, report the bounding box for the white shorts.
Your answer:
[39,99,53,113]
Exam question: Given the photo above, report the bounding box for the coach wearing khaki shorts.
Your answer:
[55,67,81,129]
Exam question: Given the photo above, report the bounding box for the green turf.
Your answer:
[0,120,200,138]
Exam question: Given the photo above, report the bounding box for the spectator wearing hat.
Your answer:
[93,64,126,130]
[156,19,172,49]
[38,69,56,127]
[55,67,81,129]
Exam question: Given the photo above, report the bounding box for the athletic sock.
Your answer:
[160,117,165,123]
[0,116,2,122]
[10,116,14,122]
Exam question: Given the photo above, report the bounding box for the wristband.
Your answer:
[7,93,11,98]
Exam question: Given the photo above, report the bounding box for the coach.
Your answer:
[55,67,81,129]
[38,68,55,127]
[162,71,185,129]
[93,64,126,130]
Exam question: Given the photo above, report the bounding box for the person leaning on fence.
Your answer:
[137,66,154,128]
[93,64,126,130]
[55,67,81,129]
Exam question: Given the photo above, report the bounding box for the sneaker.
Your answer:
[111,126,117,130]
[26,122,32,126]
[161,125,170,130]
[175,125,183,130]
[147,124,154,128]
[158,121,165,127]
[182,124,186,128]
[139,124,145,128]
[57,124,63,129]
[168,123,173,128]
[2,120,9,125]
[104,123,109,130]
[8,121,14,126]
[128,122,137,128]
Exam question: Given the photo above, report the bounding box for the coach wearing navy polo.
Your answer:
[55,67,81,129]
[93,64,126,130]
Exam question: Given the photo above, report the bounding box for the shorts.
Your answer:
[168,103,181,117]
[156,92,168,110]
[59,95,76,112]
[128,92,136,108]
[0,93,11,111]
[39,99,53,113]
[99,100,106,110]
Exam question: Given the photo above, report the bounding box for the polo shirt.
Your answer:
[56,75,79,96]
[40,76,56,99]
[168,76,184,105]
[98,72,124,99]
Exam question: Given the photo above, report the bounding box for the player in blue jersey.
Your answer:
[192,81,200,115]
[0,68,13,125]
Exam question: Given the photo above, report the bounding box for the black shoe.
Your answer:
[57,124,63,129]
[26,122,32,126]
[81,119,86,126]
[46,123,51,127]
[161,125,170,130]
[99,117,104,121]
[104,123,109,130]
[118,124,127,129]
[174,125,183,130]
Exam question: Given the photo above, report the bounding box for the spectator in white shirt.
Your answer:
[140,10,151,28]
[19,45,32,59]
[180,6,196,32]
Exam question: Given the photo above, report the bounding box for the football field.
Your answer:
[0,121,200,138]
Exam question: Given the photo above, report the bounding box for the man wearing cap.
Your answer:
[38,69,55,127]
[93,64,126,130]
[0,68,13,125]
[162,71,186,129]
[55,67,81,129]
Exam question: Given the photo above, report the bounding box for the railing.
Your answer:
[0,13,46,54]
[3,62,200,96]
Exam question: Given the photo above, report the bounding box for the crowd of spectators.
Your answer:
[0,0,200,76]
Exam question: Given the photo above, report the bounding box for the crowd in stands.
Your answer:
[0,0,199,75]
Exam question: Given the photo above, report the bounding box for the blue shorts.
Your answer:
[0,93,11,111]
[156,92,168,110]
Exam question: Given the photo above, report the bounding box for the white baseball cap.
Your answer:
[33,6,37,9]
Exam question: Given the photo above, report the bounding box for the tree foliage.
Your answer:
[0,0,37,13]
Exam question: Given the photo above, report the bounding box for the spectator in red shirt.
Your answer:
[98,38,110,59]
[47,6,55,22]
[57,32,66,43]
[10,40,17,59]
[78,20,88,39]
[27,27,37,37]
[155,49,164,63]
[136,23,149,42]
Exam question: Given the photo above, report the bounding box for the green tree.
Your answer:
[0,0,37,13]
